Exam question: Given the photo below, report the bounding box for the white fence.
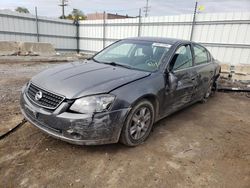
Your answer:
[79,12,250,65]
[0,10,249,65]
[0,10,77,51]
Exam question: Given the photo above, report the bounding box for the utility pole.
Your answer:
[138,8,142,37]
[59,0,68,19]
[35,7,39,42]
[190,1,198,41]
[103,11,106,49]
[143,0,150,17]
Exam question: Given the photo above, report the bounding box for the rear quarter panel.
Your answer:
[213,60,221,79]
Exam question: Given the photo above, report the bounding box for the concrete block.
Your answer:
[218,63,250,82]
[0,41,56,56]
[19,42,55,56]
[234,64,250,75]
[0,41,19,56]
[232,74,250,81]
[220,63,230,73]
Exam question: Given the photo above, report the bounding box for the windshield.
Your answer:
[94,40,171,72]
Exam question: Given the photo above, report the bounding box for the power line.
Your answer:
[59,0,68,19]
[100,8,140,12]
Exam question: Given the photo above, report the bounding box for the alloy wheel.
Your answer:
[129,107,152,140]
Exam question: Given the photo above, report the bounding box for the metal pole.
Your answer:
[75,20,80,53]
[138,8,142,37]
[103,11,106,49]
[62,0,65,18]
[35,6,39,42]
[190,1,198,41]
[59,0,68,19]
[144,0,149,17]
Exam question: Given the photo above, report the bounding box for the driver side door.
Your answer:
[163,44,197,115]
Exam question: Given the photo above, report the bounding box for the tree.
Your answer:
[15,7,30,14]
[64,9,86,20]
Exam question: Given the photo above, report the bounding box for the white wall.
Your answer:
[79,12,250,65]
[0,10,249,65]
[0,10,77,51]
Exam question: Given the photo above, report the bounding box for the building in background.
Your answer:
[86,12,134,20]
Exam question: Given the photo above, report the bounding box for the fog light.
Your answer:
[66,129,83,140]
[66,129,74,134]
[70,132,82,140]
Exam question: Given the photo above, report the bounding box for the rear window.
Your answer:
[193,44,208,65]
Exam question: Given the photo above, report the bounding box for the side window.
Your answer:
[170,45,193,71]
[193,45,208,65]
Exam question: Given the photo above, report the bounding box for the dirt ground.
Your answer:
[0,61,250,188]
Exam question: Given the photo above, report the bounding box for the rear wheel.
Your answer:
[120,100,155,146]
[200,80,215,103]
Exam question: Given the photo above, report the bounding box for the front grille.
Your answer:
[27,83,64,109]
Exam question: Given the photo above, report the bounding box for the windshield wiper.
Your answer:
[88,57,100,63]
[89,58,133,70]
[103,62,133,69]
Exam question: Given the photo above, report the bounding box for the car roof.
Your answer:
[124,37,190,45]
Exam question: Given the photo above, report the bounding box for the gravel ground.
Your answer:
[0,61,60,136]
[0,61,250,188]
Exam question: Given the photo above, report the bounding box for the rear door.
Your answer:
[163,44,197,115]
[191,44,215,100]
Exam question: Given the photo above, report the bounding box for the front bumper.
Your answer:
[20,89,130,145]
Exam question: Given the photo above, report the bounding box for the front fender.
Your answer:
[110,73,165,121]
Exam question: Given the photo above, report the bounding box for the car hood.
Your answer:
[31,60,150,99]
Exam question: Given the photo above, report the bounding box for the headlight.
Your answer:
[70,94,115,114]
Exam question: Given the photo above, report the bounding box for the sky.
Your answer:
[0,0,250,18]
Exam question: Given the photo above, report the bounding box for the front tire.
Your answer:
[120,100,155,146]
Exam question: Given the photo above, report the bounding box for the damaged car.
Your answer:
[20,37,220,146]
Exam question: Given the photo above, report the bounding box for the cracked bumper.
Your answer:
[20,91,130,145]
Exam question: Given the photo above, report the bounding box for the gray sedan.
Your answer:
[20,37,220,146]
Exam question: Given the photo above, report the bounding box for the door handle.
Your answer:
[191,75,199,80]
[191,74,201,80]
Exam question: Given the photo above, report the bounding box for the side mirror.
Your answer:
[168,72,178,92]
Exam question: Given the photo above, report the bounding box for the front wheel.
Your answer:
[119,100,155,146]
